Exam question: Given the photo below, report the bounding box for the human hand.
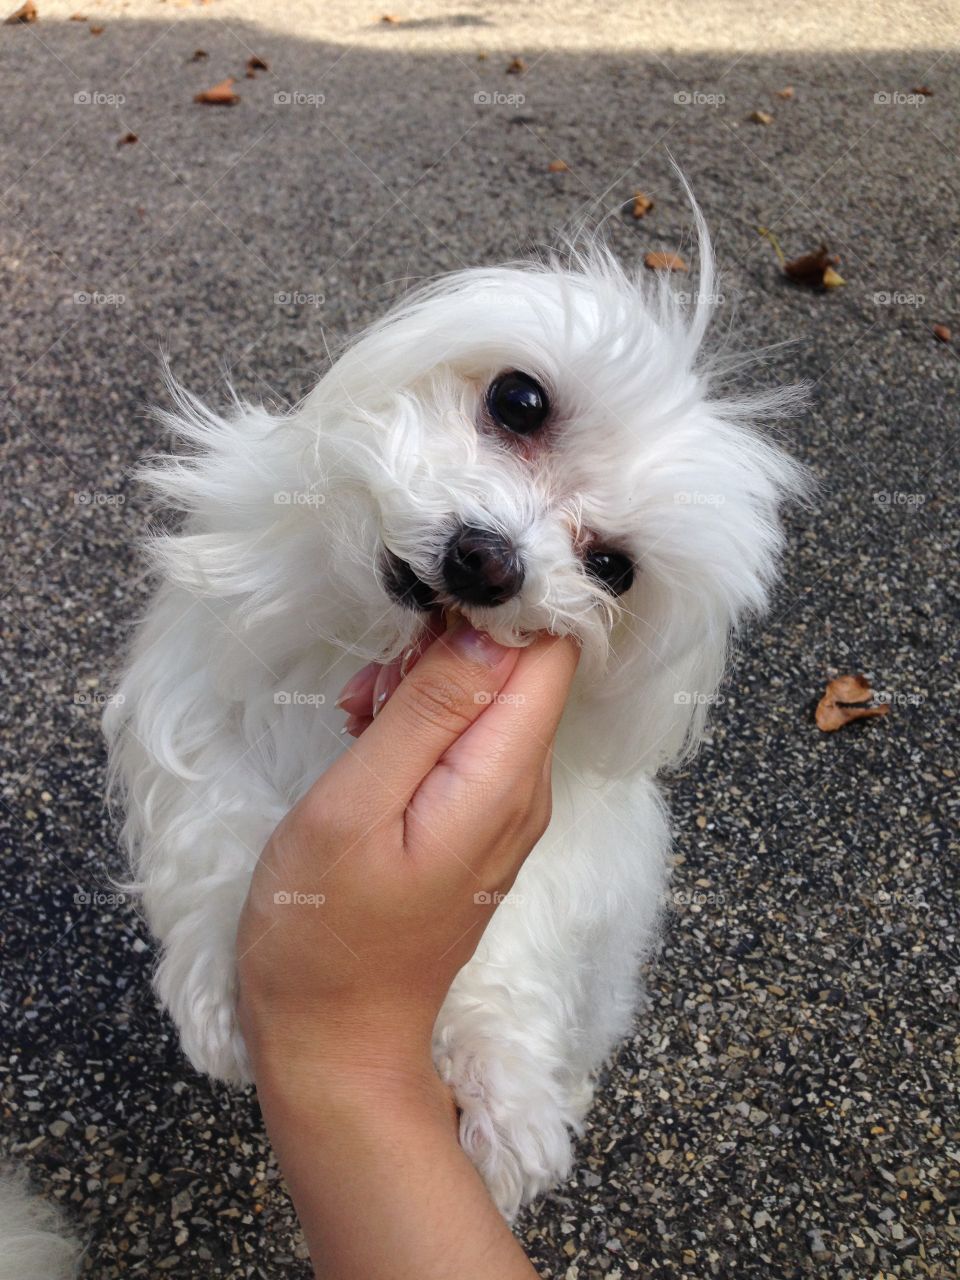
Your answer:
[236,621,580,1098]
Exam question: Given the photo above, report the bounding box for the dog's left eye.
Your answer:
[487,371,550,435]
[584,548,634,596]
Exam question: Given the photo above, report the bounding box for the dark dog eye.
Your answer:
[585,548,634,596]
[487,371,549,435]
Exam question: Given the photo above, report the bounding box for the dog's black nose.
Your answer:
[442,525,524,607]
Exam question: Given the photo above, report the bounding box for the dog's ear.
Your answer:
[571,410,808,777]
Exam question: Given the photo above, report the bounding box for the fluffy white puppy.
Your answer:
[104,214,803,1219]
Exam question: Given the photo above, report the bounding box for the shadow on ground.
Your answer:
[1,14,957,1278]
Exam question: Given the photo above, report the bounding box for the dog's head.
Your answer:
[151,227,805,775]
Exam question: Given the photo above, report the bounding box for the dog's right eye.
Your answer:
[584,548,634,596]
[487,371,550,436]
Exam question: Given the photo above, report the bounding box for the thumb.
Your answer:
[334,620,521,806]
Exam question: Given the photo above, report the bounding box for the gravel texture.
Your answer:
[1,2,958,1277]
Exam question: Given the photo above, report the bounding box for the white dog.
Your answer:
[104,211,803,1219]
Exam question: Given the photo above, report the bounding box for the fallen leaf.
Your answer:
[88,22,103,32]
[118,131,138,145]
[631,191,654,219]
[757,229,846,290]
[245,54,268,77]
[189,48,208,61]
[776,86,795,99]
[547,159,568,172]
[644,251,688,273]
[749,109,773,125]
[194,77,239,105]
[5,0,37,22]
[815,674,890,732]
[932,323,951,343]
[911,85,933,96]
[784,246,841,287]
[506,56,526,74]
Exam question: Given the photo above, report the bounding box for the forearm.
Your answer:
[254,1055,539,1280]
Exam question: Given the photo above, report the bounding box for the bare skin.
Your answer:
[236,620,580,1280]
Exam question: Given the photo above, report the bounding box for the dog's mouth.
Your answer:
[379,549,440,615]
[378,549,464,641]
[336,552,466,734]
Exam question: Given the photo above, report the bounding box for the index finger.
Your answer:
[434,631,580,787]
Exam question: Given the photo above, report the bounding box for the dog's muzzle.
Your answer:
[441,525,524,607]
[380,523,525,612]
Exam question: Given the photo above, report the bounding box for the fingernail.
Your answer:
[335,662,378,709]
[371,663,402,718]
[448,620,510,667]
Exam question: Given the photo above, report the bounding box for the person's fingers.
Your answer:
[334,661,379,716]
[331,620,521,805]
[410,632,580,824]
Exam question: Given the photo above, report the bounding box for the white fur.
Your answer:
[0,1171,81,1280]
[104,219,804,1218]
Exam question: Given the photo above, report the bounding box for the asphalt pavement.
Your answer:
[1,2,957,1276]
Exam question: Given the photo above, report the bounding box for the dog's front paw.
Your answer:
[154,941,252,1085]
[437,1039,588,1219]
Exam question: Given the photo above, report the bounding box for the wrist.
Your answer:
[248,1023,456,1139]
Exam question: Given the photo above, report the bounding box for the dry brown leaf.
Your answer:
[631,191,654,219]
[749,109,773,125]
[506,56,526,74]
[5,0,37,22]
[776,86,795,99]
[118,131,138,145]
[644,251,688,273]
[189,48,208,61]
[815,674,890,733]
[911,85,934,96]
[932,323,951,343]
[784,244,842,288]
[547,159,568,173]
[245,54,268,77]
[194,76,239,105]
